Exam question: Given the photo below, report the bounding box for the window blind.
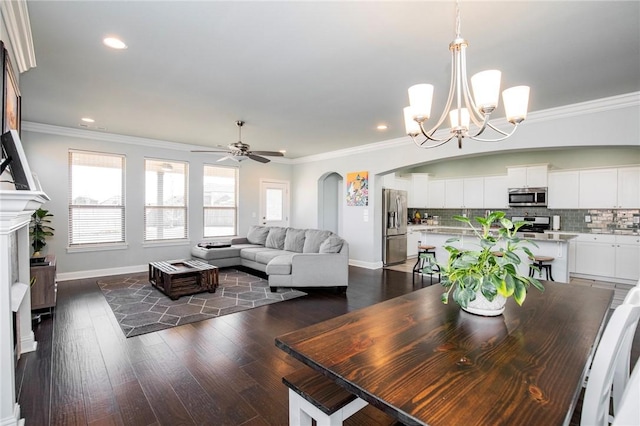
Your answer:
[203,165,238,237]
[68,150,126,246]
[144,159,188,241]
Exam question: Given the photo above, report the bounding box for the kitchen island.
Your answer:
[413,225,577,283]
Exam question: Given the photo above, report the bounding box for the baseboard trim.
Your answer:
[349,259,383,270]
[57,264,148,281]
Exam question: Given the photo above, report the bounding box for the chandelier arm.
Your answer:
[412,134,457,149]
[485,121,512,136]
[468,124,519,142]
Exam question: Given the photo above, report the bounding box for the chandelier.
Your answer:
[403,1,530,149]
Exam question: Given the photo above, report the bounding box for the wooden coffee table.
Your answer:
[149,259,218,300]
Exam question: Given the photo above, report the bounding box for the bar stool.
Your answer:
[413,243,439,285]
[529,256,555,281]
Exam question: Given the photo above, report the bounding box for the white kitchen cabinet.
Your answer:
[409,174,430,208]
[507,165,548,188]
[614,235,640,281]
[428,180,445,208]
[444,179,464,208]
[483,175,508,208]
[579,168,617,208]
[548,171,580,209]
[382,173,410,191]
[575,234,616,278]
[617,167,640,208]
[462,177,484,208]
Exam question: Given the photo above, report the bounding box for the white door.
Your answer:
[259,179,290,227]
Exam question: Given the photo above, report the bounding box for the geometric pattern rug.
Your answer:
[97,268,307,338]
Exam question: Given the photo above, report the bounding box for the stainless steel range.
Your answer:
[511,216,551,233]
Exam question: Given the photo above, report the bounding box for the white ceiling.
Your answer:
[19,1,640,159]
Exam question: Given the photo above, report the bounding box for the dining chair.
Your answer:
[612,284,640,415]
[612,360,640,426]
[581,289,640,426]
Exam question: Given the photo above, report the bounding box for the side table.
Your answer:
[30,254,57,312]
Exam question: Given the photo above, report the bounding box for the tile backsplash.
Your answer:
[409,207,639,234]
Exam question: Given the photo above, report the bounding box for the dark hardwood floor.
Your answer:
[15,266,640,426]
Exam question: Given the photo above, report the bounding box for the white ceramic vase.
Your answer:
[462,290,507,316]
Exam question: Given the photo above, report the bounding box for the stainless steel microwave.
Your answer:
[508,187,547,207]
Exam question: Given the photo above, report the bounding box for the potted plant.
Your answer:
[422,211,544,316]
[29,208,54,259]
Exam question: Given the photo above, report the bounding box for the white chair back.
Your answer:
[613,286,640,415]
[612,360,640,426]
[581,289,640,426]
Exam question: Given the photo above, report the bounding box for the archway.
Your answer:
[317,172,343,234]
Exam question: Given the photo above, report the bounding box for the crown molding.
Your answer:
[21,122,293,164]
[23,92,639,165]
[0,0,36,73]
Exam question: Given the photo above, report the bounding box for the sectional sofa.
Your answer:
[191,225,349,291]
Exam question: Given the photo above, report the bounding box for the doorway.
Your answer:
[318,172,343,234]
[259,179,290,227]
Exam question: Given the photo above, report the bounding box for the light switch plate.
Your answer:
[584,215,591,223]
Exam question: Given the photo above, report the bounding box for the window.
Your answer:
[203,165,238,237]
[68,150,125,246]
[144,159,188,241]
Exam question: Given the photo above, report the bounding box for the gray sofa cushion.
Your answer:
[255,249,291,265]
[303,229,332,253]
[247,225,270,245]
[266,254,295,275]
[319,235,345,253]
[284,228,306,252]
[265,227,286,249]
[240,247,281,262]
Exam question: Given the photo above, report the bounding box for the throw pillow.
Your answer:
[303,229,332,253]
[319,235,344,253]
[265,227,286,249]
[284,228,306,252]
[247,225,270,245]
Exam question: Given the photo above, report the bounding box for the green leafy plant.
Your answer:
[29,208,54,255]
[423,211,544,309]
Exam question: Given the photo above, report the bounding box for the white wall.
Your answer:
[290,101,640,269]
[21,129,291,278]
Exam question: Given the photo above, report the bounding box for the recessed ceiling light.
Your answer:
[376,124,389,131]
[81,117,95,123]
[103,37,127,49]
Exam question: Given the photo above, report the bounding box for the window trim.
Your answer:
[68,149,126,249]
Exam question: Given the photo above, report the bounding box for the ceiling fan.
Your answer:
[192,121,284,163]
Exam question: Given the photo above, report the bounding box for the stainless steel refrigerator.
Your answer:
[382,188,408,266]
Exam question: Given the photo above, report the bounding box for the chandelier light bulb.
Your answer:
[408,84,434,122]
[449,108,470,130]
[503,86,530,123]
[403,107,421,136]
[471,70,502,112]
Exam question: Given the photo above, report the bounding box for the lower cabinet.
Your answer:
[30,254,57,311]
[573,234,639,282]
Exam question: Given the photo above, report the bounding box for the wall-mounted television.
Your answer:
[1,129,35,190]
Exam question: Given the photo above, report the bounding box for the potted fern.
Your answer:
[29,208,54,259]
[422,211,544,316]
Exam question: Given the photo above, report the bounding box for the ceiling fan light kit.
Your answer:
[191,120,284,163]
[404,1,530,150]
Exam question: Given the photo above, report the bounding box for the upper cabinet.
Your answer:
[483,176,509,208]
[427,180,446,208]
[507,165,548,188]
[428,178,484,208]
[461,178,484,208]
[617,167,640,208]
[409,174,430,208]
[548,171,580,209]
[578,167,639,209]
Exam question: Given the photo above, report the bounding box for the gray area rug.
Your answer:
[97,268,306,338]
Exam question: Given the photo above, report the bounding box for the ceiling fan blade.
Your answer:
[247,154,270,163]
[191,149,229,153]
[251,150,284,157]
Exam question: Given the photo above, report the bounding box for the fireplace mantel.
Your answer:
[1,189,49,426]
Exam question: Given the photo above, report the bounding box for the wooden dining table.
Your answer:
[276,281,613,425]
